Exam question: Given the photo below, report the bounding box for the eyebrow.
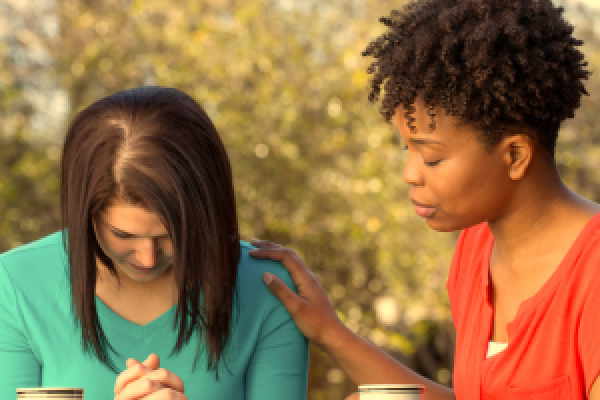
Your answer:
[102,220,170,239]
[407,138,443,146]
[400,136,445,147]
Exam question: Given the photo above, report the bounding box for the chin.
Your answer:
[125,271,160,283]
[425,218,476,233]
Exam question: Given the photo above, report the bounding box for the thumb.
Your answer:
[263,273,303,316]
[143,353,160,370]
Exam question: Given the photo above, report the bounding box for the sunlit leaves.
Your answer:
[1,0,599,396]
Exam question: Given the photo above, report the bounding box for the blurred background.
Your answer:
[0,0,599,398]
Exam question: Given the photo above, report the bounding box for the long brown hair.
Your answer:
[60,86,240,373]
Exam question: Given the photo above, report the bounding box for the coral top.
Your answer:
[448,216,600,400]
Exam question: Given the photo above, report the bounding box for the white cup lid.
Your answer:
[359,384,424,392]
[17,388,83,394]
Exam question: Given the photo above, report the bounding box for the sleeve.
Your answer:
[244,270,309,400]
[0,261,42,399]
[576,248,600,396]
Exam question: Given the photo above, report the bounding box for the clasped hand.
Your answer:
[114,354,187,399]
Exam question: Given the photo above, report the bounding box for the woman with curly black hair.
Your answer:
[251,0,600,399]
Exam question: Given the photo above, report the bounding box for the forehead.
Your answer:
[394,102,481,146]
[99,198,166,233]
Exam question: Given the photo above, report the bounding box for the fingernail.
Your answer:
[263,273,275,285]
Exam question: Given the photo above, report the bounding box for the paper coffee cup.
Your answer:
[359,384,424,399]
[17,388,83,399]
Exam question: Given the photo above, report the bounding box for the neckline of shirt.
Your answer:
[95,295,177,339]
[482,212,600,334]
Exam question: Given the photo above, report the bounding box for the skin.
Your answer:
[93,198,187,400]
[250,102,600,400]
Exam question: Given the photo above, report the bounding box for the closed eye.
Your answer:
[112,230,134,239]
[424,159,442,167]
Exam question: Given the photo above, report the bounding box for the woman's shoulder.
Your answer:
[0,231,68,289]
[235,240,296,295]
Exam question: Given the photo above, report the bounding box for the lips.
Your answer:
[410,198,436,218]
[130,263,157,273]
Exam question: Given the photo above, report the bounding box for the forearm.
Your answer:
[323,324,455,400]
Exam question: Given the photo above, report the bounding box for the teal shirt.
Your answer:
[0,232,309,400]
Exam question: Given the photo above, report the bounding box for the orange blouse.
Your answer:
[448,216,600,400]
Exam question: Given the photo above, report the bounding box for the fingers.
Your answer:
[143,367,184,393]
[142,388,188,399]
[125,354,159,370]
[143,354,160,370]
[115,376,164,400]
[345,393,360,400]
[115,361,151,394]
[115,368,185,399]
[263,273,306,316]
[249,238,282,249]
[250,240,312,282]
[116,355,178,396]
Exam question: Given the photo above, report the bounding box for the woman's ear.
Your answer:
[502,134,533,181]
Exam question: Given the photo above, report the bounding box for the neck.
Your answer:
[487,162,599,270]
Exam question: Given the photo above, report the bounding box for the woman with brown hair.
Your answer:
[0,86,308,400]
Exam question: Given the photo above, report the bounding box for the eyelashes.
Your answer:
[402,145,443,167]
[424,159,442,167]
[112,230,134,239]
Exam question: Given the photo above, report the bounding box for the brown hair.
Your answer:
[60,86,240,373]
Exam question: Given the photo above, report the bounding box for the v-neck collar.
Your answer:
[482,212,600,338]
[95,295,177,340]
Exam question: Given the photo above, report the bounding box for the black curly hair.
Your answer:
[363,0,590,154]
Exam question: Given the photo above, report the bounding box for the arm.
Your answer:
[0,263,41,399]
[251,240,454,400]
[245,271,310,400]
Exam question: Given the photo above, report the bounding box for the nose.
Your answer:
[134,239,162,267]
[402,151,423,186]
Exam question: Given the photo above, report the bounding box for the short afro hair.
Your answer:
[363,0,590,153]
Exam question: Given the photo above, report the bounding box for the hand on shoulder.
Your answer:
[250,239,349,350]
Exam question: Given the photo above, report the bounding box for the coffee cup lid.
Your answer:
[17,388,84,394]
[359,384,424,392]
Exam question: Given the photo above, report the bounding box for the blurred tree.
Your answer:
[0,0,61,250]
[0,0,599,398]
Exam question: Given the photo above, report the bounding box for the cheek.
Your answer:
[105,240,133,255]
[97,232,133,256]
[428,160,493,203]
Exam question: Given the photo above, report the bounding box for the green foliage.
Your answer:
[1,0,599,398]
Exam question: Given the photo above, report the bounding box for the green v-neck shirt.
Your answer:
[0,232,309,399]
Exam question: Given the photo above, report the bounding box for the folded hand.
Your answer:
[114,354,187,400]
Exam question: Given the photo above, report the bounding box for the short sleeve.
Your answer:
[244,269,309,400]
[0,261,41,398]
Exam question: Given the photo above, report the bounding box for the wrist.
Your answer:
[319,317,356,353]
